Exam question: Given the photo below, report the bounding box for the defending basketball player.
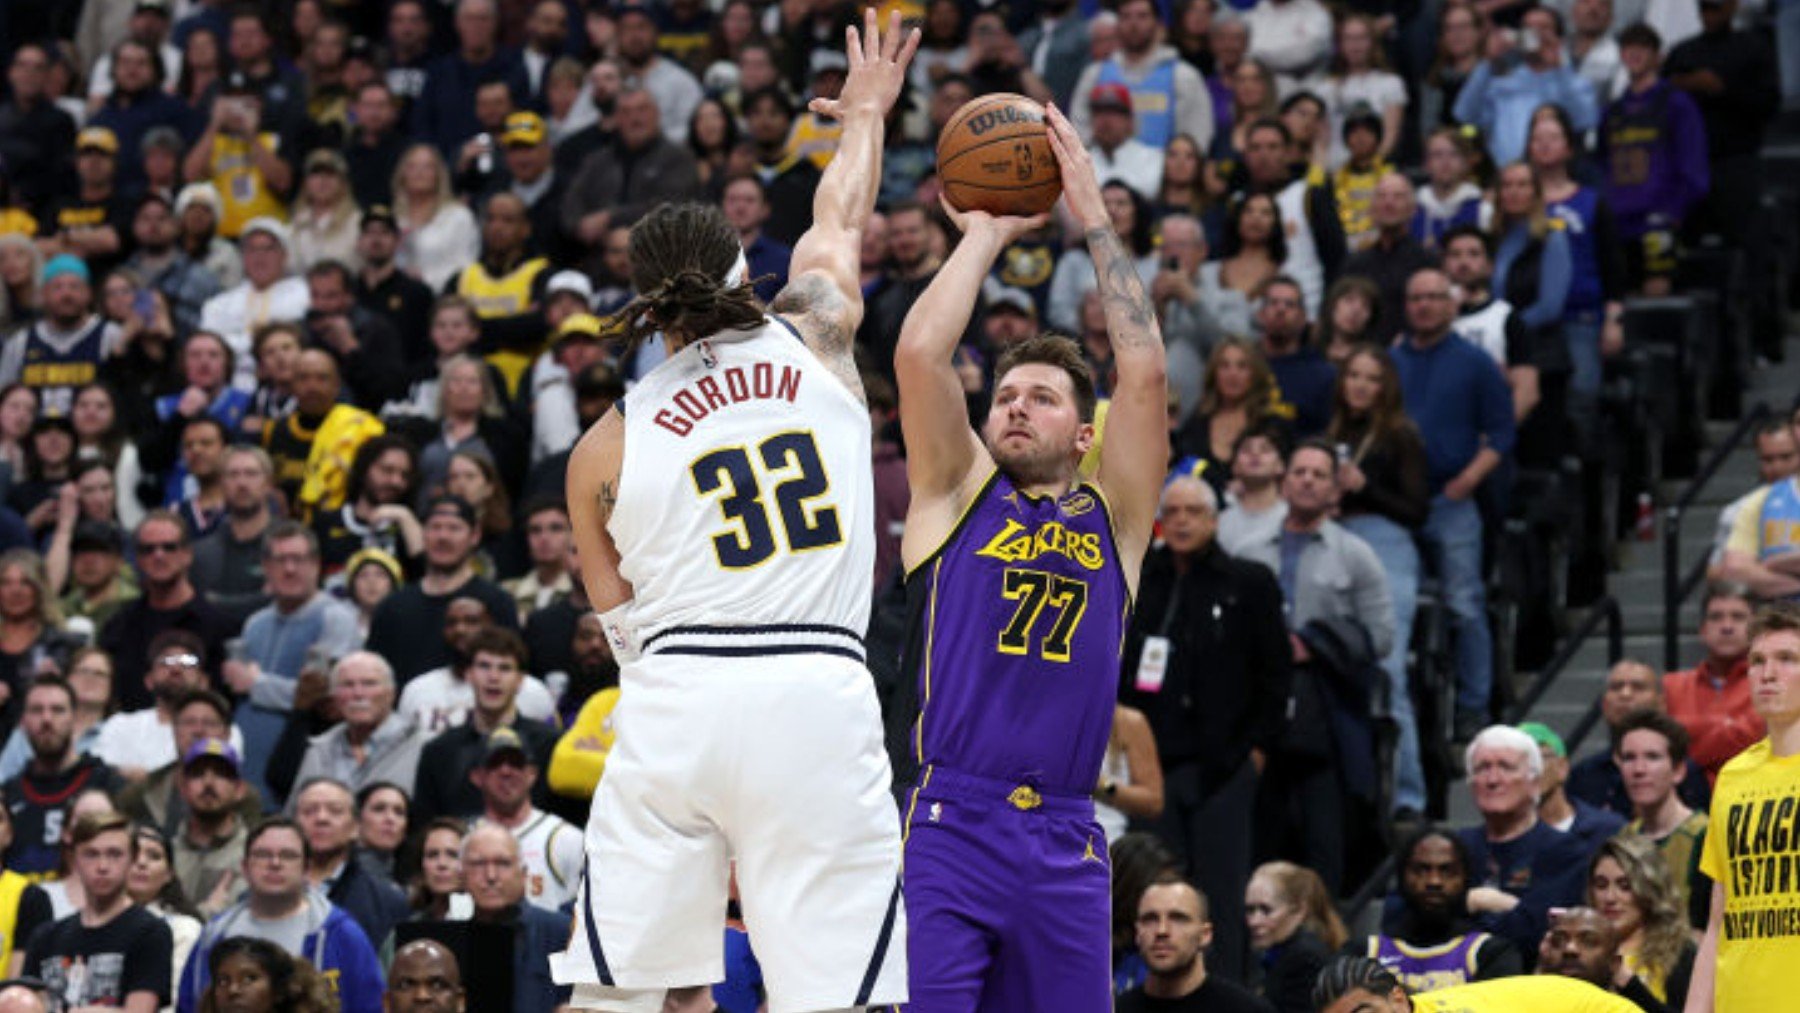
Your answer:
[551,12,918,1013]
[891,104,1168,1010]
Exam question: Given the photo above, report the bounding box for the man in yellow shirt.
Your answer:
[1313,956,1640,1012]
[1686,601,1800,1012]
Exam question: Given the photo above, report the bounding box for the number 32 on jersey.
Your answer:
[689,430,842,569]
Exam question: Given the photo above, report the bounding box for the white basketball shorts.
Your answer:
[551,649,907,1012]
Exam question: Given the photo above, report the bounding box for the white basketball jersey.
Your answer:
[609,317,874,645]
[482,809,583,912]
[1455,299,1514,368]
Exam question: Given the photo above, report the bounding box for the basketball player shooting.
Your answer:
[552,11,919,1013]
[891,103,1168,1011]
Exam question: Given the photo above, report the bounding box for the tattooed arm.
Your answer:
[564,409,633,612]
[1045,104,1167,594]
[774,10,919,372]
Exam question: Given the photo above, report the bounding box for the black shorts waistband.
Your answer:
[640,622,866,663]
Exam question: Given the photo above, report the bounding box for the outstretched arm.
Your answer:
[771,10,920,363]
[895,206,1047,567]
[1045,104,1167,592]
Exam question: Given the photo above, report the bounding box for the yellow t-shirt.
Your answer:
[1698,738,1800,1013]
[1411,975,1640,1012]
[209,131,288,238]
[547,687,621,799]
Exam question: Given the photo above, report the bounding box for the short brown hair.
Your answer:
[466,626,530,670]
[1610,708,1691,765]
[1749,601,1800,645]
[994,335,1098,423]
[70,811,133,852]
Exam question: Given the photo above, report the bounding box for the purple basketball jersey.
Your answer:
[904,471,1130,795]
[1368,933,1490,992]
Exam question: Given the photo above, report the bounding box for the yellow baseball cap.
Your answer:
[77,126,119,155]
[502,111,547,148]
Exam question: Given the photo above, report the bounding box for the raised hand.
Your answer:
[808,8,921,123]
[937,195,1050,247]
[1042,102,1107,232]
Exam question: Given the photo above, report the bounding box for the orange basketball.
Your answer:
[936,93,1063,217]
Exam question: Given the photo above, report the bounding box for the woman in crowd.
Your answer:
[1157,134,1212,218]
[1093,705,1165,846]
[1173,337,1289,501]
[71,382,144,529]
[687,98,740,197]
[1170,0,1216,70]
[97,270,177,419]
[66,459,125,530]
[704,0,764,78]
[1326,346,1431,817]
[1527,104,1625,414]
[445,449,519,577]
[1589,835,1696,1008]
[355,781,411,882]
[0,236,43,334]
[128,824,204,988]
[199,936,336,1013]
[912,0,969,90]
[1418,2,1487,138]
[1048,182,1160,334]
[0,549,69,726]
[1492,161,1573,351]
[1247,861,1346,1013]
[1316,277,1382,366]
[176,27,224,117]
[290,149,362,271]
[1493,160,1575,469]
[403,354,527,502]
[1212,60,1278,167]
[389,296,500,422]
[9,415,76,532]
[392,144,479,291]
[1199,192,1286,340]
[342,548,401,644]
[1414,127,1489,249]
[0,385,37,489]
[406,817,468,924]
[1323,14,1407,168]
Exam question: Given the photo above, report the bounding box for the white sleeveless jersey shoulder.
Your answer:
[608,317,874,639]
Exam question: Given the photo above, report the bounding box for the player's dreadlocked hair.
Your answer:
[1311,956,1409,1010]
[604,202,766,352]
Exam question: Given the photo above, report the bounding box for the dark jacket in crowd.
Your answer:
[410,717,558,823]
[1120,545,1291,787]
[327,850,411,952]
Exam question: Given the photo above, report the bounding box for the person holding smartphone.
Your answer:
[1452,6,1599,164]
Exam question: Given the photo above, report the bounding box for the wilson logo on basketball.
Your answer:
[967,106,1042,136]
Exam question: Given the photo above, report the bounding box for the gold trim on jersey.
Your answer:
[902,468,1000,582]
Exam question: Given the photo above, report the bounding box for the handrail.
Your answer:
[1507,597,1623,724]
[1342,596,1623,923]
[1662,403,1772,670]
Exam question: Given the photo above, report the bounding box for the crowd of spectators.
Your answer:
[0,0,1792,1009]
